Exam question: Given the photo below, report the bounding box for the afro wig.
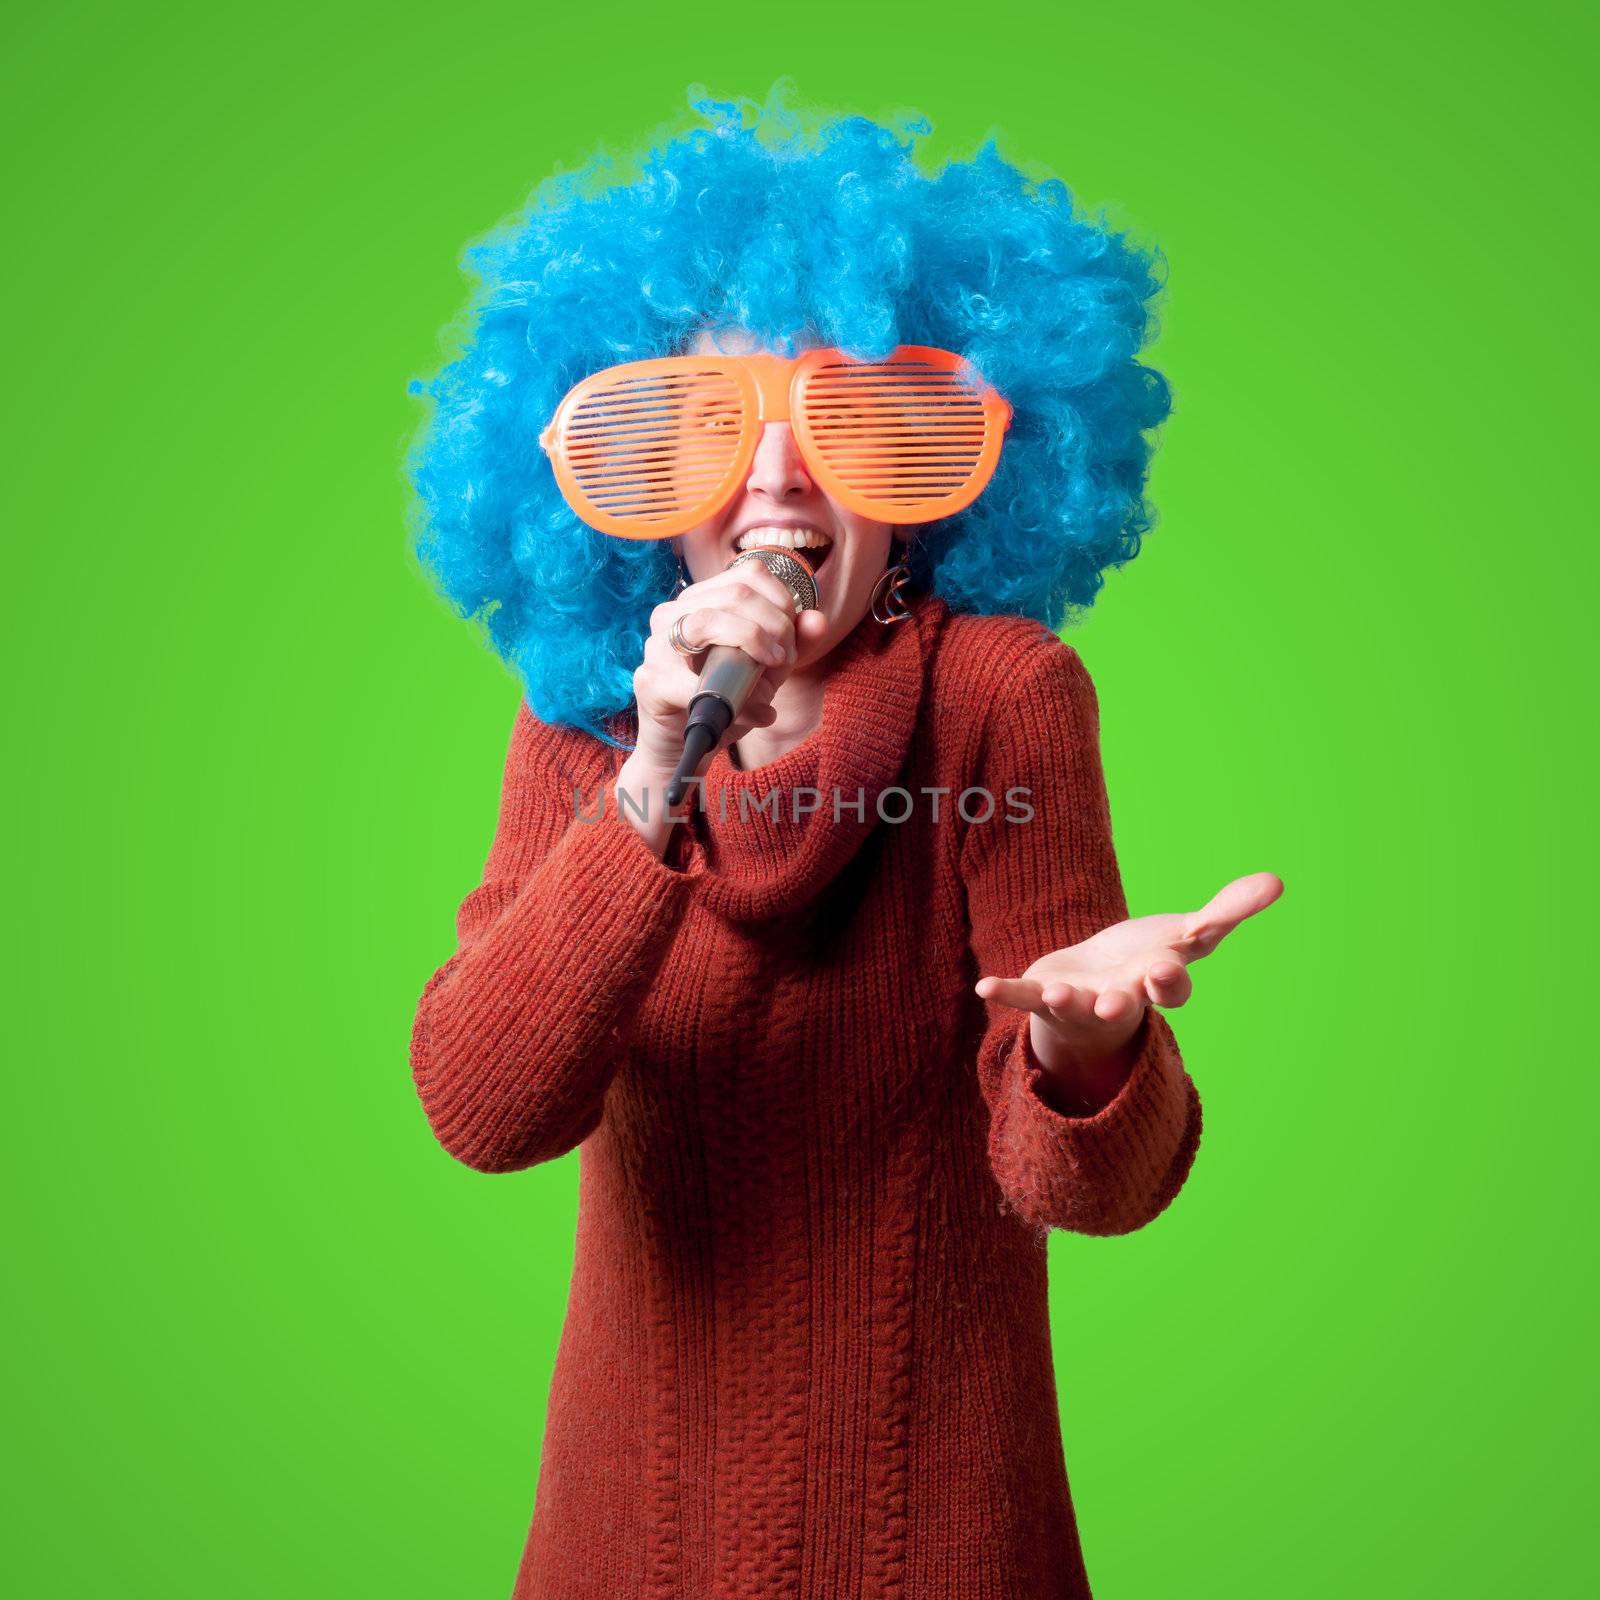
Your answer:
[403,81,1174,750]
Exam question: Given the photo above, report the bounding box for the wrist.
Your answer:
[617,751,675,796]
[1025,1012,1144,1116]
[615,753,694,861]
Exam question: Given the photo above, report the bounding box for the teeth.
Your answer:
[736,526,834,552]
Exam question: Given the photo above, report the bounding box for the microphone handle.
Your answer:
[664,645,766,808]
[690,642,768,726]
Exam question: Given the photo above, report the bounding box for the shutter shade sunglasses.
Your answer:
[539,345,1013,540]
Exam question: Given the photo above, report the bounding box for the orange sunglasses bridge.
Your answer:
[539,345,1013,541]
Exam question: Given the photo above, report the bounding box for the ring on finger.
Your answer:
[668,615,703,658]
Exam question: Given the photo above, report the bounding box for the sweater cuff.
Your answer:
[988,1006,1201,1236]
[659,813,702,875]
[558,775,708,898]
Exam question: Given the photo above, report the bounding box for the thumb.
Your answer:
[1178,871,1285,956]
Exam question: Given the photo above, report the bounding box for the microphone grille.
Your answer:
[727,545,819,613]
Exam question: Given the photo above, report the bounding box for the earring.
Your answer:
[671,546,690,597]
[869,551,913,625]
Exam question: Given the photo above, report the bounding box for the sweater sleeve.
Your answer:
[959,637,1203,1239]
[410,702,704,1174]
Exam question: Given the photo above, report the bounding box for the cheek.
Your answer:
[829,504,886,550]
[677,525,724,580]
[841,525,893,591]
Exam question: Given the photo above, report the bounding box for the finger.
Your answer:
[1176,871,1285,958]
[692,567,803,632]
[699,557,801,605]
[974,975,1043,1012]
[642,630,791,694]
[633,653,706,720]
[662,603,792,666]
[643,629,702,670]
[675,598,794,664]
[788,608,832,661]
[1143,959,1193,1009]
[702,582,801,653]
[1039,980,1097,1024]
[1091,986,1143,1024]
[641,653,780,721]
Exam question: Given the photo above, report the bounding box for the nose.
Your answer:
[744,421,812,504]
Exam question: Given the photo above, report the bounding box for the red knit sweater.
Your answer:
[410,589,1203,1599]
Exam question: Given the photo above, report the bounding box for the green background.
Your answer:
[5,2,1594,1594]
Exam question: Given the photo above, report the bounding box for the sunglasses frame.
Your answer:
[538,344,1014,540]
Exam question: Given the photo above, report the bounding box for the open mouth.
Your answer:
[735,526,835,576]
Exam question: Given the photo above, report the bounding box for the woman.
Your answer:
[404,88,1281,1600]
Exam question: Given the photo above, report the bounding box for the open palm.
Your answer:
[975,871,1285,1075]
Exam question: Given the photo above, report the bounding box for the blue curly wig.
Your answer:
[402,82,1173,751]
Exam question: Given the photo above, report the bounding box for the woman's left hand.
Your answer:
[974,870,1284,1111]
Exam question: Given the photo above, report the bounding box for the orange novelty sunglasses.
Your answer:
[538,345,1013,540]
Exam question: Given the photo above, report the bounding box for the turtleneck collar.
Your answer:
[612,590,950,923]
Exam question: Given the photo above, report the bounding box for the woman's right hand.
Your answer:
[629,561,821,778]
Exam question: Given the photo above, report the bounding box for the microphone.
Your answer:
[663,546,819,809]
